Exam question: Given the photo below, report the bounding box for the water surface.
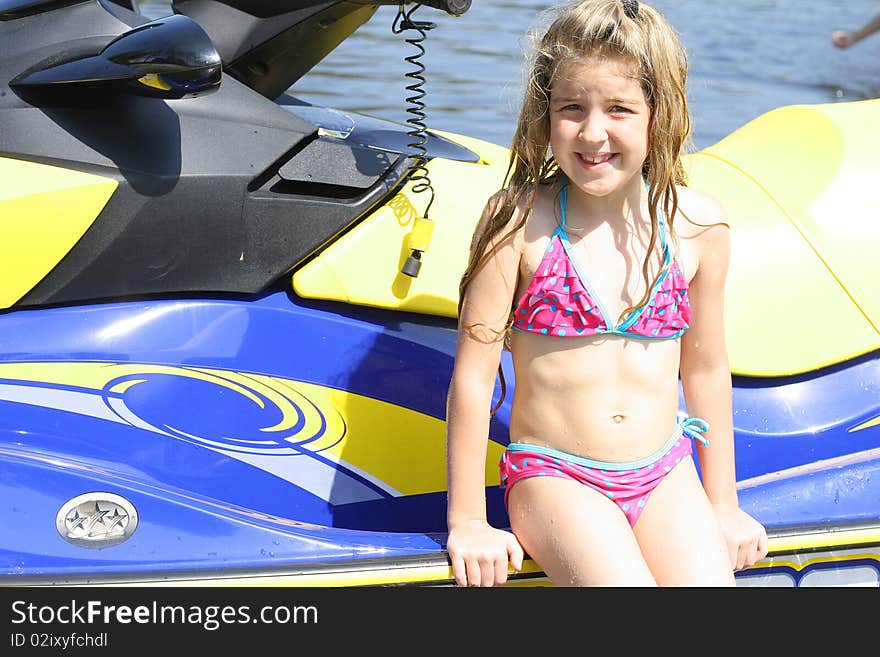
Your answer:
[138,0,880,149]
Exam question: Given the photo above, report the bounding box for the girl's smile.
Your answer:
[574,151,618,169]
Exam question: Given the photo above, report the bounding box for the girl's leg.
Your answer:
[507,475,656,586]
[633,455,735,586]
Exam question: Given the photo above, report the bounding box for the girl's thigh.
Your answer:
[633,455,735,586]
[507,475,656,586]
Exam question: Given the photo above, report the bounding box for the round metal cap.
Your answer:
[55,492,139,549]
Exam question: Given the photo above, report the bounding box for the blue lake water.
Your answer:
[139,1,879,150]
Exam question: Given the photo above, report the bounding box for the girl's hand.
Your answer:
[446,520,524,587]
[713,503,769,572]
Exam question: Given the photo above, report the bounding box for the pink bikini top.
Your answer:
[512,180,691,340]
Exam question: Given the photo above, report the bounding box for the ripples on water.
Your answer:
[139,1,879,149]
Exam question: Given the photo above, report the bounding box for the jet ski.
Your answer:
[0,0,877,587]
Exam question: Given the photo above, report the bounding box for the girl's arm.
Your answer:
[446,194,524,586]
[678,195,768,572]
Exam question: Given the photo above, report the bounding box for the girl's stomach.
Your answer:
[508,332,683,462]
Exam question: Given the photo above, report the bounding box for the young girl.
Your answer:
[445,0,768,586]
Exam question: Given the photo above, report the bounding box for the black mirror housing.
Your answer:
[10,13,221,102]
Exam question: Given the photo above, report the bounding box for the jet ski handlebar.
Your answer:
[411,0,471,16]
[363,0,472,16]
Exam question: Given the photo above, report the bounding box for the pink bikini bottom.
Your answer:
[499,416,709,527]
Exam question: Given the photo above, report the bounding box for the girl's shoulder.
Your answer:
[479,181,557,244]
[670,185,730,277]
[671,184,729,240]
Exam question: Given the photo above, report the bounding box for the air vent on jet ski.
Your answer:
[276,139,402,198]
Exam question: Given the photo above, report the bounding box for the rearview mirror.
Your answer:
[11,13,221,103]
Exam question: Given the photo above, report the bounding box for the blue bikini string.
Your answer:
[678,415,710,448]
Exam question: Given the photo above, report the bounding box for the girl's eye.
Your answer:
[613,105,642,115]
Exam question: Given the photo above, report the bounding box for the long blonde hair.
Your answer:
[459,0,693,411]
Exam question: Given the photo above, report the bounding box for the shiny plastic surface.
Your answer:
[11,14,221,100]
[686,99,880,376]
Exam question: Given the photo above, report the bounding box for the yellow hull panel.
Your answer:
[686,99,880,375]
[0,157,117,309]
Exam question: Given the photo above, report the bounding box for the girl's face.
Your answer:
[548,56,650,199]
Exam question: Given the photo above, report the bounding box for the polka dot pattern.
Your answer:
[499,436,694,528]
[512,234,691,339]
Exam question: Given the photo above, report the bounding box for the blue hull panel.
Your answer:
[1,292,878,577]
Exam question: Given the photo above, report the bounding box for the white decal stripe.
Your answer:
[313,453,403,498]
[227,451,385,505]
[105,397,175,437]
[0,383,124,424]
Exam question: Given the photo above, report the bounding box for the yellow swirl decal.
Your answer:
[0,362,500,501]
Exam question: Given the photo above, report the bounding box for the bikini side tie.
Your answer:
[678,415,710,448]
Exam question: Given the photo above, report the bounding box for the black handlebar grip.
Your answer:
[415,0,472,17]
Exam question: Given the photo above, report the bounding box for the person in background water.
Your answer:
[832,11,880,48]
[444,0,768,587]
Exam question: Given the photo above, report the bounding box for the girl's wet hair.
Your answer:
[459,0,692,413]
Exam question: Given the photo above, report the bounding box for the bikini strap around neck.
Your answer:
[558,177,569,232]
[657,205,670,253]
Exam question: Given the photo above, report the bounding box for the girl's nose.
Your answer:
[578,113,608,143]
